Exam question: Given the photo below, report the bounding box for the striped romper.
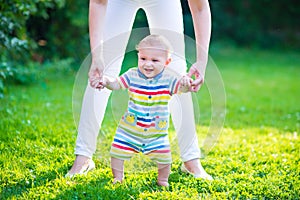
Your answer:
[110,68,181,164]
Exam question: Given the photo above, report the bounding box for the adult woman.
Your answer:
[66,0,212,180]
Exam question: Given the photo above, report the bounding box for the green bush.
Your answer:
[26,1,89,64]
[209,0,300,49]
[0,0,65,61]
[0,58,74,98]
[0,0,66,97]
[1,0,299,97]
[0,62,15,98]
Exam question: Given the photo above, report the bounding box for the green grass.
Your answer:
[1,45,299,199]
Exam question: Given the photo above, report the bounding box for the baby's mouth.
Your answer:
[144,68,154,72]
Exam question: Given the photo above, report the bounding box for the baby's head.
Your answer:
[136,35,173,78]
[136,34,173,58]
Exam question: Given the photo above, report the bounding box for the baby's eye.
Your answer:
[152,59,159,62]
[140,57,146,61]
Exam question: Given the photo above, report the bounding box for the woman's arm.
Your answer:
[88,0,108,88]
[187,0,211,92]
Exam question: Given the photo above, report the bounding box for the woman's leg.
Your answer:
[68,0,139,175]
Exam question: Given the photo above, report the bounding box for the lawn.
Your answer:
[0,45,299,199]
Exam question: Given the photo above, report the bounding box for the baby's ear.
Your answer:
[165,58,172,66]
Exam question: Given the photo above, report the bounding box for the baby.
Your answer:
[96,34,192,186]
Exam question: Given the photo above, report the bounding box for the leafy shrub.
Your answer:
[0,62,15,98]
[0,0,65,60]
[0,58,74,98]
[0,0,66,97]
[209,0,300,49]
[25,1,89,64]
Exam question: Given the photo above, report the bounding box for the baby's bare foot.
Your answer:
[112,178,123,184]
[157,180,169,187]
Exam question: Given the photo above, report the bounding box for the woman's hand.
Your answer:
[89,59,104,89]
[187,63,205,92]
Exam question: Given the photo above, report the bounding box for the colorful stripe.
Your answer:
[129,92,171,101]
[130,83,169,90]
[129,88,170,96]
[119,76,129,88]
[128,107,169,117]
[130,98,168,107]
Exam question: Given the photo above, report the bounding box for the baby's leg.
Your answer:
[111,157,124,184]
[157,164,171,187]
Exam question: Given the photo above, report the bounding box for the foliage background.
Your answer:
[1,0,299,97]
[1,0,300,63]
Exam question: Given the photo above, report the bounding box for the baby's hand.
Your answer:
[96,75,121,91]
[94,76,110,90]
[179,75,193,93]
[180,75,192,87]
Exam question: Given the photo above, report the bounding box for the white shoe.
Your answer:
[181,164,213,180]
[65,159,95,178]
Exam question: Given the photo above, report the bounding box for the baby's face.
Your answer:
[137,48,171,78]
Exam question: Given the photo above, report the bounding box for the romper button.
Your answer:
[148,95,152,99]
[142,144,145,146]
[144,128,147,132]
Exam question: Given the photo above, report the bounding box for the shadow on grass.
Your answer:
[54,173,173,199]
[53,164,194,199]
[1,167,66,199]
[1,166,111,199]
[54,176,112,199]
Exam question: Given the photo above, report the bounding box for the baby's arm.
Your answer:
[178,75,193,93]
[101,75,121,90]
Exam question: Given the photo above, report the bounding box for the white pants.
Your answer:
[75,0,200,162]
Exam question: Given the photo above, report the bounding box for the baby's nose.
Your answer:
[145,61,152,66]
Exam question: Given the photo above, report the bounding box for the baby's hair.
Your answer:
[136,34,173,57]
